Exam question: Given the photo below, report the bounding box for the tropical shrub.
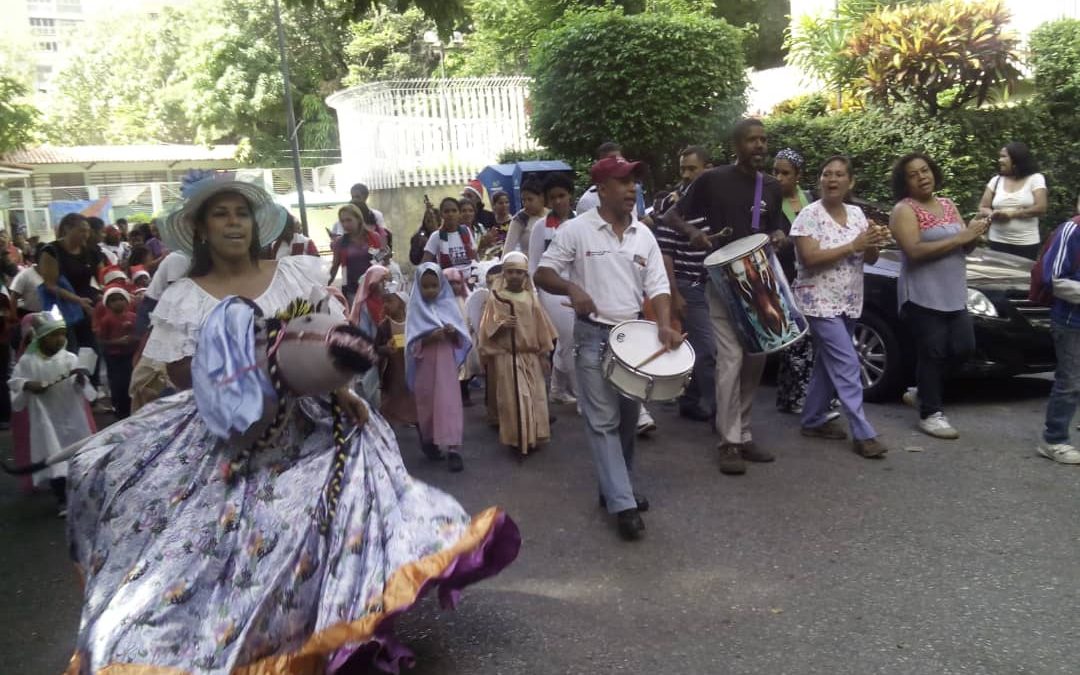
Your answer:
[848,0,1022,116]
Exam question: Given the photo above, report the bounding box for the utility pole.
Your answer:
[272,0,308,235]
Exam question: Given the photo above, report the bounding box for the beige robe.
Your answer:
[478,287,557,452]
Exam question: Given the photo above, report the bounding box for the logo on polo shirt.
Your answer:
[585,250,609,257]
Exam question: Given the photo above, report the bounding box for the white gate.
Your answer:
[327,77,537,190]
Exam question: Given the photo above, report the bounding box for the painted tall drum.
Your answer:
[703,233,808,354]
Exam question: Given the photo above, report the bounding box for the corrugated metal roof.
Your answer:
[1,144,239,165]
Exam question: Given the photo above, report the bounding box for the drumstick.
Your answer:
[634,334,688,369]
[559,303,620,326]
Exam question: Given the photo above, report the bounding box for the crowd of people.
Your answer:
[3,114,1079,674]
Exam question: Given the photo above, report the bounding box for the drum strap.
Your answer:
[751,171,763,232]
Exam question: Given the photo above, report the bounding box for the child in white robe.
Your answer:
[9,310,97,516]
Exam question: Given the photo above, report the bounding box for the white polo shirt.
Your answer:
[538,207,669,324]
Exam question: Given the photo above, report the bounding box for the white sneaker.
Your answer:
[902,387,919,408]
[918,412,959,439]
[550,388,577,406]
[637,407,657,436]
[1036,442,1080,465]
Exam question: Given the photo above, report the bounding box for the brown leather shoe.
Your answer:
[853,438,888,458]
[801,419,848,440]
[740,441,775,463]
[717,443,747,475]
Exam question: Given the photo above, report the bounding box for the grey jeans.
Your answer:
[574,318,641,514]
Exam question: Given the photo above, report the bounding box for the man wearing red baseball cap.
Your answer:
[535,155,682,542]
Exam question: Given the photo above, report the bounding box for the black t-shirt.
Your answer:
[43,241,103,299]
[675,165,783,249]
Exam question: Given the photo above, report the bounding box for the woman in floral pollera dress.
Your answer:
[62,174,520,675]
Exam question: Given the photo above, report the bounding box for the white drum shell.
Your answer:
[601,320,695,402]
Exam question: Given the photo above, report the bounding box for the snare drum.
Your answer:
[704,233,808,354]
[602,320,695,402]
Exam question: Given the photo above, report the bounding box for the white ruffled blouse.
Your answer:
[143,256,340,364]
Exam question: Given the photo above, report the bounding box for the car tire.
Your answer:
[853,311,904,403]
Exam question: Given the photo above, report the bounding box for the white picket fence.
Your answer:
[327,77,537,190]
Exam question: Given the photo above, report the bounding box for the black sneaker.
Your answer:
[421,442,445,461]
[447,452,464,473]
[615,509,645,541]
[717,443,746,475]
[599,493,650,512]
[740,442,775,463]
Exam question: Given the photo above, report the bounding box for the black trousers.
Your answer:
[902,302,975,418]
[988,240,1040,260]
[104,352,134,419]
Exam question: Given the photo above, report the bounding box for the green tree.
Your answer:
[529,10,747,183]
[45,8,196,144]
[712,0,790,69]
[1028,18,1080,116]
[848,0,1022,116]
[286,0,467,32]
[0,77,39,154]
[182,0,349,164]
[343,7,440,85]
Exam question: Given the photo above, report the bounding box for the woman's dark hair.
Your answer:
[56,212,88,238]
[819,155,855,178]
[458,198,476,210]
[543,172,575,195]
[439,196,460,211]
[891,152,943,201]
[1003,142,1040,178]
[188,190,262,277]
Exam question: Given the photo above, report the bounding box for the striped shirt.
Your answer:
[655,202,714,285]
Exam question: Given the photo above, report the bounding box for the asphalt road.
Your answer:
[2,376,1078,675]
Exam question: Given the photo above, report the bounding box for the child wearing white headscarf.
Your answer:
[406,262,473,471]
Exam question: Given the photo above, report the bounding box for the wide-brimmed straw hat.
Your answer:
[162,171,286,255]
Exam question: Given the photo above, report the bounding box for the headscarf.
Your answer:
[775,148,805,172]
[405,262,472,390]
[492,251,534,294]
[28,308,67,355]
[444,268,469,299]
[349,264,389,334]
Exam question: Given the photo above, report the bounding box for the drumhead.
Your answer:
[607,320,694,376]
[703,233,769,267]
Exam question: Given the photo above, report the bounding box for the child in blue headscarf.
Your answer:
[406,262,472,471]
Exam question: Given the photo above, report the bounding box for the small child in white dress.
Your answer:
[9,309,97,516]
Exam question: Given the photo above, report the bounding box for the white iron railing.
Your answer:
[327,77,537,190]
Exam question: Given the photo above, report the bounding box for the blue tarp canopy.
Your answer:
[477,160,574,213]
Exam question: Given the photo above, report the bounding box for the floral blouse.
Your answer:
[789,200,869,318]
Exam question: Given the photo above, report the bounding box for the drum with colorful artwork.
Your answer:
[704,233,807,354]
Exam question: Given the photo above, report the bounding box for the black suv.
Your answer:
[856,247,1056,402]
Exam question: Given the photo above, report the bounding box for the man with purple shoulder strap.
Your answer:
[665,118,786,476]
